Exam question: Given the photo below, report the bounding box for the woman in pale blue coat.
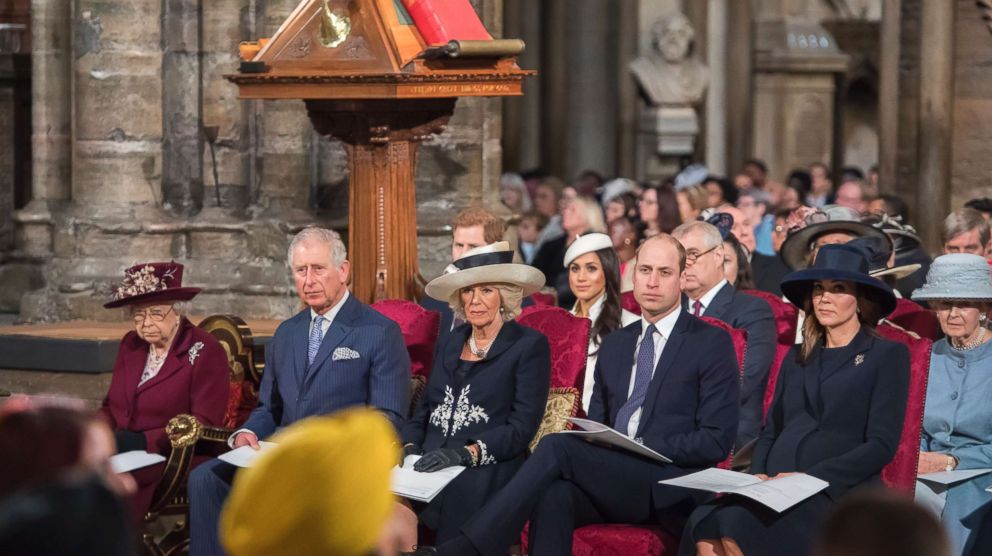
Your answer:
[913,253,992,555]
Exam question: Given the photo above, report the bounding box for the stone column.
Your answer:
[501,0,540,172]
[915,0,954,251]
[725,0,753,175]
[16,0,71,258]
[161,0,203,216]
[705,0,728,176]
[877,0,900,195]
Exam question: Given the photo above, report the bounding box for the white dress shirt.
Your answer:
[229,290,350,446]
[625,308,681,437]
[686,278,728,316]
[571,293,640,412]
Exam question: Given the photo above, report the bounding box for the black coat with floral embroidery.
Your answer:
[400,319,551,539]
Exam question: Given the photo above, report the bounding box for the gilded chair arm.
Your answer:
[145,415,238,518]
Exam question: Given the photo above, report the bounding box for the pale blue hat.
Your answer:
[911,254,992,301]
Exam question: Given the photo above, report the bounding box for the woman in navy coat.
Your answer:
[680,243,911,556]
[398,242,551,545]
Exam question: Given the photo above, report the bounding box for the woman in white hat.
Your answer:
[911,254,992,554]
[397,242,551,547]
[563,233,639,411]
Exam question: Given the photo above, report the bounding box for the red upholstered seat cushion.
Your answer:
[223,381,258,429]
[373,299,441,378]
[743,290,799,419]
[518,306,591,391]
[887,298,941,341]
[876,323,932,492]
[621,291,640,315]
[570,524,679,556]
[530,292,557,307]
[699,316,747,372]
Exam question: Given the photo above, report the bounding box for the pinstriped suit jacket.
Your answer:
[241,293,410,437]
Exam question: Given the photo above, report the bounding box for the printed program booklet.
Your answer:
[659,467,829,513]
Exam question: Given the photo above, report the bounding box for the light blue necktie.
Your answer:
[308,315,325,366]
[614,324,658,436]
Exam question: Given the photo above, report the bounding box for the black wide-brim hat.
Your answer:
[780,243,897,317]
[780,206,891,270]
[104,262,201,309]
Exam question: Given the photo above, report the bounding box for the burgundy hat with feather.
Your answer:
[103,262,201,309]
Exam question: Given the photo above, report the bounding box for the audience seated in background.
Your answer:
[516,210,548,265]
[964,197,992,221]
[834,178,867,214]
[499,172,531,215]
[737,188,774,256]
[673,220,775,448]
[189,227,410,556]
[807,162,832,208]
[639,183,683,238]
[942,208,991,257]
[867,194,910,225]
[912,254,992,555]
[219,409,398,556]
[532,176,566,248]
[100,261,229,522]
[398,242,550,547]
[812,489,950,556]
[750,208,792,297]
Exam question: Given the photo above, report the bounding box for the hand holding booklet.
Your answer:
[217,441,278,468]
[559,417,671,464]
[659,467,829,513]
[391,455,466,503]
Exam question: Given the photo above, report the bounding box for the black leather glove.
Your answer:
[400,443,423,467]
[413,447,472,473]
[114,430,147,453]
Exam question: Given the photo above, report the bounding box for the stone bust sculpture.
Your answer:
[630,12,709,107]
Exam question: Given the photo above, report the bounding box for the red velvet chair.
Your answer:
[530,291,558,307]
[621,291,640,315]
[517,305,591,392]
[372,299,441,379]
[743,290,799,418]
[876,323,933,492]
[887,298,941,341]
[552,318,747,556]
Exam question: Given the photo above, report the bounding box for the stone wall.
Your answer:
[896,0,992,249]
[3,0,503,322]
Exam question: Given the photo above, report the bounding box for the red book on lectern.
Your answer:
[401,0,492,45]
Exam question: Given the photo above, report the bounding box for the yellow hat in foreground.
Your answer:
[220,409,398,556]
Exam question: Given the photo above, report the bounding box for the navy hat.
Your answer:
[705,212,734,240]
[846,236,921,280]
[780,243,897,317]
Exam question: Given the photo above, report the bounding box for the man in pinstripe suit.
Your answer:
[188,227,410,556]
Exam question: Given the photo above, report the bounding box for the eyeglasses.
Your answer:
[685,245,718,264]
[132,307,174,324]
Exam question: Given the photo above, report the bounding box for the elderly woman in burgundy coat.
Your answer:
[99,262,229,522]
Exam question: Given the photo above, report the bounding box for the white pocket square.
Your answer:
[332,347,361,361]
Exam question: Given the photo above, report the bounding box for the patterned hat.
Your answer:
[103,262,201,309]
[425,242,545,302]
[911,254,992,301]
[780,205,891,270]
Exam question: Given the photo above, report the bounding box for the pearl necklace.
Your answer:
[951,327,987,351]
[468,335,495,359]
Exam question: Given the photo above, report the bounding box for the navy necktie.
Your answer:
[308,315,325,365]
[615,323,658,436]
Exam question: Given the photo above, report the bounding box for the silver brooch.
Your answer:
[188,342,204,364]
[854,354,865,366]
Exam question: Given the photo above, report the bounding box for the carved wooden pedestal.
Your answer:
[307,98,456,303]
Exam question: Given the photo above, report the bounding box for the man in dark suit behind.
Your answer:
[418,234,740,556]
[751,208,792,296]
[421,207,533,343]
[420,207,507,343]
[188,227,410,556]
[673,220,777,448]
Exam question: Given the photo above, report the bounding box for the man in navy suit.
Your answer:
[419,234,740,556]
[673,221,777,448]
[188,227,409,556]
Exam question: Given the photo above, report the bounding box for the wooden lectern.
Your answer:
[226,0,533,303]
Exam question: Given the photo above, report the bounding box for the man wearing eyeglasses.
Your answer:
[673,221,776,449]
[750,208,793,296]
